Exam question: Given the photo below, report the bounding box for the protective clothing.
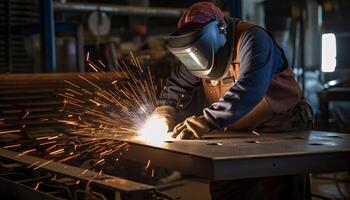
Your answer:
[172,115,212,139]
[152,105,177,132]
[201,18,313,132]
[159,2,313,199]
[163,17,313,134]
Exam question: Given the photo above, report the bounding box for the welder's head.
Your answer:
[167,2,231,80]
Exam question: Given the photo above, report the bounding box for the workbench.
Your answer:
[118,130,350,181]
[318,87,350,129]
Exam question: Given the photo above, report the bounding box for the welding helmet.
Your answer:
[167,19,232,80]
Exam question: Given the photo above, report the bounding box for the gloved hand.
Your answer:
[153,105,177,132]
[172,115,213,139]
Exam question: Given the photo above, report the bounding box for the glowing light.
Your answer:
[189,51,202,66]
[137,115,172,144]
[322,33,337,72]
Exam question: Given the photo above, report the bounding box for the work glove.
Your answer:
[172,115,213,139]
[153,105,177,132]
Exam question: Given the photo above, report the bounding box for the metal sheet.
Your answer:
[115,130,350,181]
[0,148,154,192]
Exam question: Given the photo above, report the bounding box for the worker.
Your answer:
[153,2,313,200]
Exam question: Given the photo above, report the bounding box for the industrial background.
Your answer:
[0,0,350,200]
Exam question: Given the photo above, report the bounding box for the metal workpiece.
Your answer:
[117,130,350,181]
[54,2,183,18]
[0,148,154,193]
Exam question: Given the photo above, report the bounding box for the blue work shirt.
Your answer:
[159,26,287,130]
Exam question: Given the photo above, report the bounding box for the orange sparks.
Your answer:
[27,161,40,169]
[33,160,54,170]
[46,145,57,151]
[145,159,151,170]
[22,111,30,119]
[95,159,105,166]
[78,75,102,91]
[88,63,99,72]
[0,129,21,135]
[40,118,49,122]
[89,99,102,106]
[81,168,89,175]
[35,182,40,190]
[98,59,106,68]
[66,88,82,96]
[16,149,36,157]
[58,153,80,163]
[36,136,51,140]
[252,130,260,136]
[49,148,65,155]
[64,80,80,89]
[2,144,21,149]
[48,135,61,140]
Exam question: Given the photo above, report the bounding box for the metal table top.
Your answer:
[117,130,350,181]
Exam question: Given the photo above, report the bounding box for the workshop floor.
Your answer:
[159,172,350,200]
[311,172,350,200]
[160,178,211,200]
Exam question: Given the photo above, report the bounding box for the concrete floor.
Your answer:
[160,178,211,200]
[311,172,350,200]
[158,172,350,200]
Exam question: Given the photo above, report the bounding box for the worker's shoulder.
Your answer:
[238,25,274,48]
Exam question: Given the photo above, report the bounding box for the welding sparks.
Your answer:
[22,111,30,119]
[145,159,151,170]
[16,149,36,157]
[33,160,54,170]
[0,52,164,180]
[35,182,40,190]
[137,115,172,144]
[2,144,21,149]
[252,130,260,136]
[27,161,40,169]
[81,168,89,175]
[0,129,21,135]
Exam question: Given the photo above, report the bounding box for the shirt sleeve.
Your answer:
[203,27,285,129]
[158,64,201,109]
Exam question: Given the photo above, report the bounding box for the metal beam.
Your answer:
[53,2,183,18]
[40,0,56,72]
[0,148,154,193]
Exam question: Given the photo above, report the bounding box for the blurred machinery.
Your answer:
[316,0,350,133]
[0,0,39,73]
[257,0,350,133]
[1,1,350,199]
